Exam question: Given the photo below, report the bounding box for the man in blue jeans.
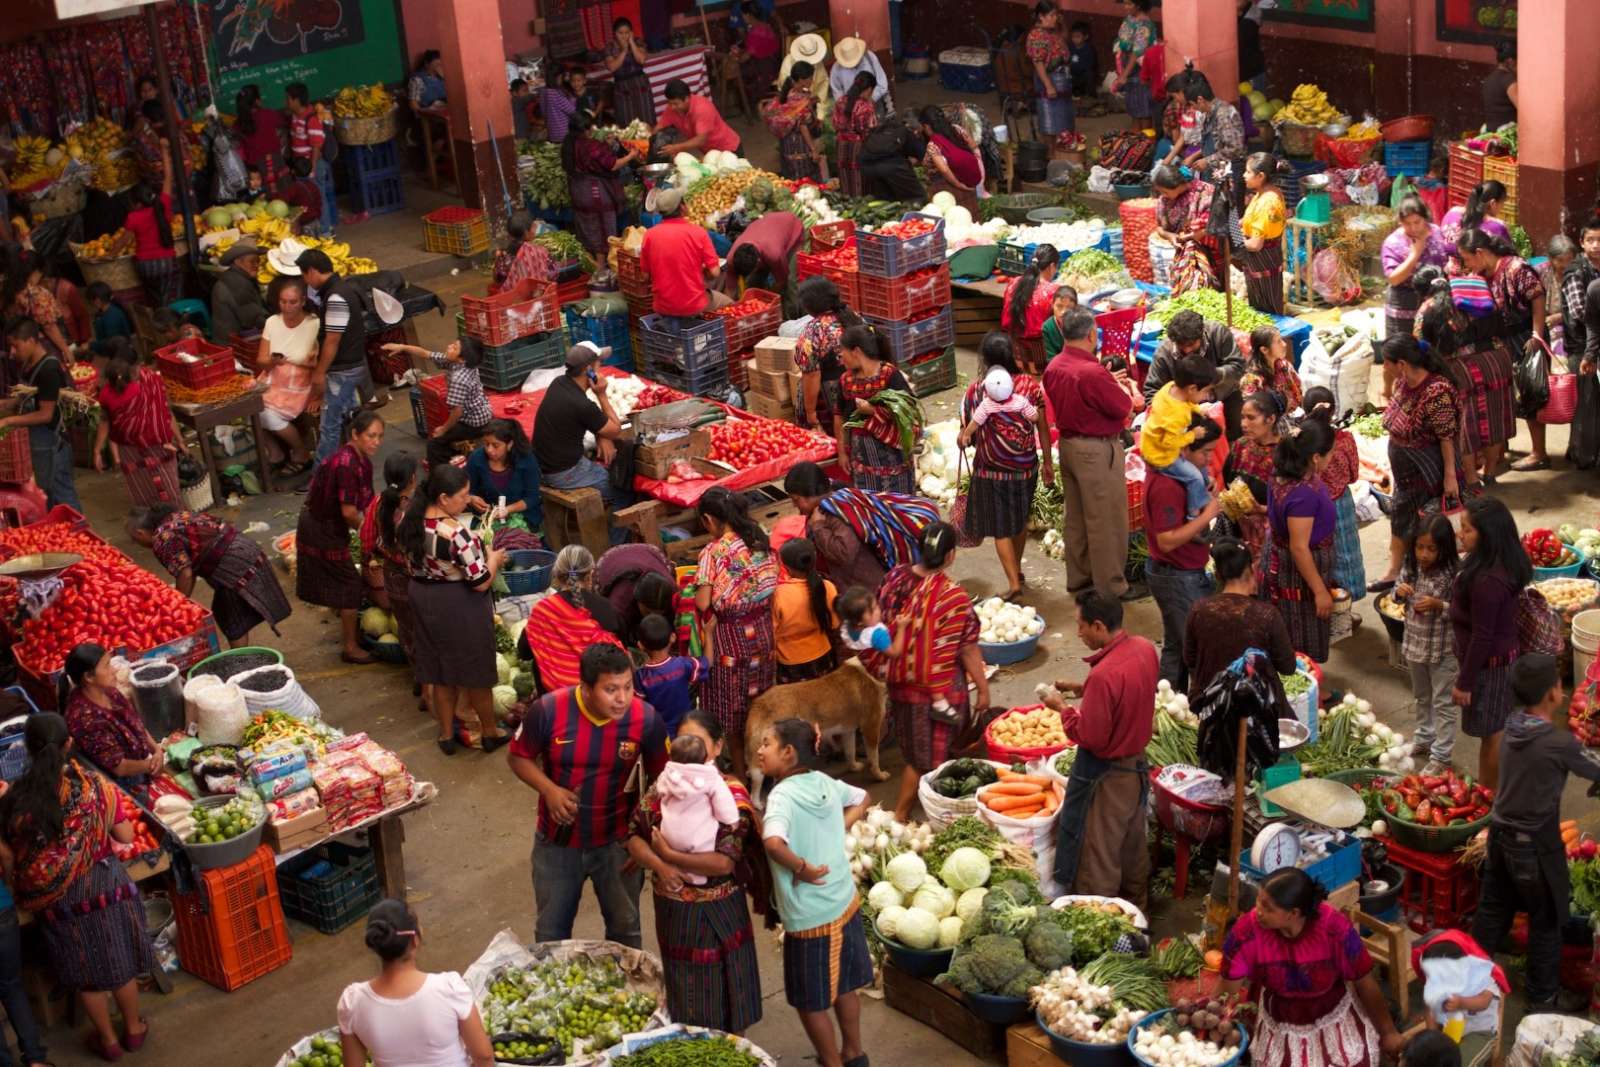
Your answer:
[0,319,81,511]
[509,644,668,946]
[297,249,375,465]
[0,876,49,1067]
[1142,413,1222,690]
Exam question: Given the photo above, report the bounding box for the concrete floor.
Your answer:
[25,82,1600,1067]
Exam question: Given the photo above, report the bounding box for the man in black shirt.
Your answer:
[0,318,80,509]
[533,343,627,507]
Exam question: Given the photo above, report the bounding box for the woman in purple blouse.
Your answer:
[1259,420,1339,663]
[1380,196,1452,405]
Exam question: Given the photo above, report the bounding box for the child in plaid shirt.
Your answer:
[1396,513,1460,776]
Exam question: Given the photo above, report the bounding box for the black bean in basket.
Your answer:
[193,652,279,681]
[238,667,289,692]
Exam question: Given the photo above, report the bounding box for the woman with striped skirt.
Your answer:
[1416,268,1517,486]
[628,711,767,1034]
[1239,153,1290,316]
[1112,0,1159,125]
[1301,387,1366,602]
[832,73,878,199]
[606,20,656,126]
[1027,3,1074,139]
[94,342,185,508]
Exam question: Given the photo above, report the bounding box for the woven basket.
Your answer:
[70,244,140,290]
[28,180,87,221]
[336,108,400,146]
[1277,122,1320,159]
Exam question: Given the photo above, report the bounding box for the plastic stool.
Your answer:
[170,298,210,334]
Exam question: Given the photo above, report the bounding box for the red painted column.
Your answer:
[1162,0,1239,101]
[828,0,892,80]
[1516,0,1600,241]
[436,0,518,228]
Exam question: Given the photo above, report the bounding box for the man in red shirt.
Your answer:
[285,82,337,235]
[1144,413,1222,689]
[1043,590,1158,904]
[655,79,742,156]
[639,187,728,318]
[1041,306,1133,599]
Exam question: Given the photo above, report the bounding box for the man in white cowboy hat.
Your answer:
[778,33,831,119]
[828,36,891,114]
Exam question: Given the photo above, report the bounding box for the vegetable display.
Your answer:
[977,773,1062,821]
[1134,998,1247,1067]
[929,759,1000,799]
[707,418,831,469]
[1149,290,1275,334]
[187,796,262,845]
[518,142,570,209]
[1031,966,1150,1044]
[612,1038,760,1067]
[533,229,595,274]
[1305,693,1414,774]
[843,389,924,459]
[482,958,658,1058]
[1522,527,1570,568]
[1145,709,1200,768]
[846,807,934,884]
[986,709,1065,754]
[1571,854,1600,917]
[1151,936,1204,980]
[921,815,1036,882]
[1350,412,1386,440]
[978,598,1046,646]
[1535,577,1599,614]
[1061,248,1123,278]
[870,217,938,239]
[1078,954,1166,1012]
[1378,768,1493,826]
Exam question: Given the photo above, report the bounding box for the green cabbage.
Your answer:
[492,685,518,713]
[911,883,956,919]
[875,905,909,940]
[939,847,992,893]
[956,887,989,922]
[360,607,391,638]
[896,907,941,949]
[938,916,964,948]
[868,881,903,911]
[885,852,927,894]
[496,654,513,685]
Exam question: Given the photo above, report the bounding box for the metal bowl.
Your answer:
[1300,173,1332,192]
[639,163,673,183]
[1278,718,1310,753]
[0,552,82,579]
[1322,122,1348,137]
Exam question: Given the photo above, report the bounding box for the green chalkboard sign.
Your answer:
[208,0,406,103]
[1265,0,1375,31]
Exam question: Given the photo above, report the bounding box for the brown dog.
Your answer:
[745,658,891,803]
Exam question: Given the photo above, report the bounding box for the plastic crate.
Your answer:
[462,280,560,346]
[858,264,952,322]
[477,329,568,391]
[938,48,995,93]
[864,306,955,364]
[0,428,31,484]
[344,139,399,181]
[623,290,655,322]
[1127,476,1145,533]
[1378,834,1481,933]
[1448,143,1485,210]
[564,307,633,366]
[903,345,957,398]
[809,220,856,252]
[278,843,382,934]
[0,688,40,782]
[1383,140,1433,179]
[615,246,652,298]
[648,359,729,397]
[639,314,728,374]
[155,338,235,391]
[351,172,405,217]
[1483,155,1519,225]
[1239,833,1362,893]
[173,845,293,991]
[795,246,860,307]
[706,288,781,353]
[555,273,592,306]
[856,214,947,279]
[997,240,1037,277]
[422,206,490,257]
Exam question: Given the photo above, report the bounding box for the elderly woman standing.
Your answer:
[60,644,163,803]
[1111,0,1159,126]
[1380,197,1453,405]
[132,505,292,648]
[837,326,915,493]
[0,714,154,1061]
[522,545,626,694]
[296,410,384,664]
[695,488,780,776]
[1152,164,1224,294]
[1451,496,1530,789]
[1260,421,1339,663]
[1370,335,1462,591]
[93,344,186,508]
[959,333,1053,600]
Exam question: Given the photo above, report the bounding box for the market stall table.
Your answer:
[172,386,274,502]
[271,781,436,901]
[585,45,711,116]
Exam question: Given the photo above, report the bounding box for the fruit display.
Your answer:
[1377,768,1493,827]
[67,118,138,192]
[1522,527,1574,568]
[1273,83,1341,127]
[986,705,1065,751]
[1377,595,1405,621]
[109,790,163,860]
[76,229,135,262]
[1345,118,1381,141]
[492,1035,559,1063]
[11,135,65,189]
[481,957,659,1058]
[333,84,395,119]
[705,417,830,469]
[199,198,296,232]
[186,795,263,844]
[285,1033,359,1067]
[1534,577,1600,614]
[254,234,378,285]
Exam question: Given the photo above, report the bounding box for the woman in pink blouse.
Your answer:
[1220,868,1403,1067]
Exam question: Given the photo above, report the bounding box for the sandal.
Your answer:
[124,1019,149,1052]
[340,651,376,665]
[1510,457,1551,472]
[277,459,312,478]
[437,738,458,756]
[85,1034,123,1063]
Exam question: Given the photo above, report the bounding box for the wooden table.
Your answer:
[272,785,436,900]
[172,388,274,505]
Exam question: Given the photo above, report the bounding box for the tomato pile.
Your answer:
[874,218,937,239]
[708,417,829,468]
[1378,768,1493,827]
[636,383,684,409]
[707,296,776,320]
[1522,527,1572,568]
[1,521,208,674]
[110,790,163,860]
[805,246,858,271]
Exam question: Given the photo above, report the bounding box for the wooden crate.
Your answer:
[753,335,798,374]
[634,428,710,479]
[747,392,796,421]
[953,291,1004,347]
[749,366,792,402]
[882,962,1008,1060]
[1006,1024,1059,1067]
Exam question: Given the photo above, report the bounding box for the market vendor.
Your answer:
[532,344,627,509]
[655,79,741,158]
[492,212,553,293]
[465,420,543,534]
[830,37,891,115]
[1482,40,1517,131]
[1143,309,1245,440]
[1001,245,1060,376]
[295,409,384,664]
[0,319,81,512]
[1039,284,1081,361]
[1152,164,1226,297]
[836,326,915,494]
[779,35,832,120]
[1469,653,1600,1015]
[1380,196,1452,406]
[1042,591,1157,904]
[4,246,81,365]
[1182,72,1246,204]
[132,504,293,648]
[94,345,186,509]
[594,543,677,645]
[640,188,732,319]
[719,210,804,318]
[209,242,267,345]
[59,642,164,801]
[1219,868,1404,1067]
[407,49,448,113]
[1026,3,1073,141]
[857,116,928,204]
[129,99,167,187]
[520,547,626,696]
[566,112,639,256]
[1238,153,1290,316]
[510,641,669,947]
[256,275,320,478]
[918,107,982,214]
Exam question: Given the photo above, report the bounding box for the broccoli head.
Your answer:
[988,868,1044,904]
[999,963,1046,1000]
[958,934,1034,995]
[1022,919,1075,971]
[981,883,1040,937]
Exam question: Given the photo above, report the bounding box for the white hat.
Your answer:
[372,288,404,326]
[833,36,867,68]
[789,33,827,65]
[267,237,308,276]
[984,366,1014,404]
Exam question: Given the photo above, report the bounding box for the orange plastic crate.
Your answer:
[1447,143,1484,210]
[615,246,652,298]
[857,263,952,322]
[461,279,560,346]
[173,845,293,991]
[422,207,490,256]
[1482,155,1519,226]
[155,338,235,391]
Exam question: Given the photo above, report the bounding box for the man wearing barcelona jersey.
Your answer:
[510,643,668,946]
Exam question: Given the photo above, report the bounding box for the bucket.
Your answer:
[994,125,1009,144]
[1572,609,1600,685]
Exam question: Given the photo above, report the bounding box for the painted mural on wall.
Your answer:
[1436,0,1516,43]
[1265,0,1375,31]
[207,0,404,104]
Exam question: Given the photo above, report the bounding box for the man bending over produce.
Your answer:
[1143,309,1246,441]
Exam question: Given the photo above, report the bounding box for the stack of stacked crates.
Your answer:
[344,140,403,216]
[458,279,566,391]
[855,213,954,398]
[638,314,728,397]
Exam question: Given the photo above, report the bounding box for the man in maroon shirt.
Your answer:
[719,210,805,317]
[1144,414,1223,689]
[1043,590,1159,904]
[1041,306,1134,599]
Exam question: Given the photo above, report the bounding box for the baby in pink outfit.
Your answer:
[656,734,739,884]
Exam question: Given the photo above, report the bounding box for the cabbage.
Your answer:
[875,904,909,940]
[955,886,989,921]
[360,607,391,638]
[867,881,903,912]
[508,618,529,652]
[496,653,513,684]
[492,685,518,713]
[911,883,955,919]
[885,852,927,894]
[896,907,941,949]
[932,191,957,210]
[673,152,698,169]
[943,206,973,230]
[938,916,964,948]
[940,847,992,893]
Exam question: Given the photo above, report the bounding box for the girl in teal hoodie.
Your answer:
[758,718,872,1067]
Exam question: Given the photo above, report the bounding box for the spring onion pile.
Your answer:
[1150,289,1275,334]
[1145,710,1200,768]
[533,230,594,273]
[1350,412,1386,439]
[845,389,924,457]
[1061,248,1122,278]
[1151,936,1204,980]
[1031,967,1150,1044]
[1078,954,1167,1012]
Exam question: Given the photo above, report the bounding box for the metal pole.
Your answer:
[1225,715,1248,922]
[146,4,200,273]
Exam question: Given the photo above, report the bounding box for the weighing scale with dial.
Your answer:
[1248,721,1365,876]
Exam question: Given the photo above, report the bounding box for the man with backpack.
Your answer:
[286,83,338,236]
[858,117,926,203]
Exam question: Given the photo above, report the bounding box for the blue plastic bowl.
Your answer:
[966,990,1032,1025]
[979,632,1042,666]
[502,549,556,596]
[1127,1008,1248,1067]
[880,939,953,979]
[1037,1010,1136,1067]
[1114,183,1153,201]
[1533,543,1585,581]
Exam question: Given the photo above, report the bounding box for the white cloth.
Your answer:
[1421,956,1500,1037]
[261,314,321,365]
[828,50,890,103]
[337,972,475,1067]
[656,760,740,884]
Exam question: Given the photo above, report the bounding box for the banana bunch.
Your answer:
[1275,83,1340,127]
[255,235,379,285]
[1345,118,1381,141]
[333,85,394,119]
[12,135,64,188]
[239,215,293,244]
[76,228,136,262]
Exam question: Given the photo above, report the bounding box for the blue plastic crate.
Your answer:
[344,139,399,181]
[939,59,994,94]
[477,329,567,391]
[0,686,39,783]
[639,314,727,374]
[1383,139,1433,179]
[857,213,947,279]
[1239,833,1362,893]
[351,172,404,216]
[278,843,382,934]
[864,306,955,364]
[563,307,633,365]
[648,359,729,397]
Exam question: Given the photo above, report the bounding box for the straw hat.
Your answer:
[833,36,867,68]
[789,34,827,65]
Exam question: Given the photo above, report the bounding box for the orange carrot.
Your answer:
[1040,791,1060,816]
[986,781,1045,797]
[1001,772,1053,787]
[987,792,1047,812]
[997,799,1047,818]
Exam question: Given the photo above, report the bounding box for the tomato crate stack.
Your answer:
[460,279,560,347]
[452,310,567,392]
[708,289,782,354]
[421,207,490,257]
[1447,143,1485,210]
[639,314,729,396]
[155,338,236,391]
[855,214,946,279]
[174,845,293,990]
[855,217,951,390]
[614,245,654,321]
[796,221,861,307]
[564,306,634,371]
[902,346,957,398]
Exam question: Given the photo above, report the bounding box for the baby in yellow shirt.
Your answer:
[1142,355,1220,519]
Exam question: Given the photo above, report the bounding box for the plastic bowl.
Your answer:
[1359,862,1406,916]
[182,794,267,871]
[1533,544,1585,581]
[979,632,1042,666]
[361,632,409,664]
[1128,1009,1247,1067]
[1374,595,1406,644]
[1114,183,1152,201]
[964,991,1031,1025]
[502,549,556,596]
[1038,1010,1136,1067]
[880,939,953,979]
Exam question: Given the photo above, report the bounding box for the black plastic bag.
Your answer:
[1569,371,1600,470]
[1194,648,1282,783]
[1514,340,1551,419]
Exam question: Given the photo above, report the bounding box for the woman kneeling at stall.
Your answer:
[296,410,385,663]
[133,505,293,648]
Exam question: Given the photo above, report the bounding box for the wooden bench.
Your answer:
[541,487,660,558]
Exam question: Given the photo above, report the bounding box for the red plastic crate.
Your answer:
[809,220,856,252]
[1128,476,1145,533]
[461,279,560,346]
[1378,834,1480,933]
[615,247,652,298]
[155,338,235,391]
[857,263,952,322]
[173,845,293,991]
[795,248,860,308]
[229,331,263,369]
[624,290,654,321]
[556,272,592,305]
[0,428,31,484]
[706,288,782,353]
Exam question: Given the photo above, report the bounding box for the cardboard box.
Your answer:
[266,805,331,853]
[634,428,710,480]
[753,336,798,374]
[747,392,795,422]
[749,366,792,402]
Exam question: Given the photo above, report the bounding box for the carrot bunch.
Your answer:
[977,769,1062,820]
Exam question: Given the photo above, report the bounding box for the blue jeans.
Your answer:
[316,364,373,464]
[314,157,338,232]
[532,836,643,947]
[27,428,80,512]
[1154,456,1208,516]
[544,455,628,510]
[1145,559,1212,690]
[0,908,47,1067]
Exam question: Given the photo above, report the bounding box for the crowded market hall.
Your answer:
[7,0,1600,1064]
